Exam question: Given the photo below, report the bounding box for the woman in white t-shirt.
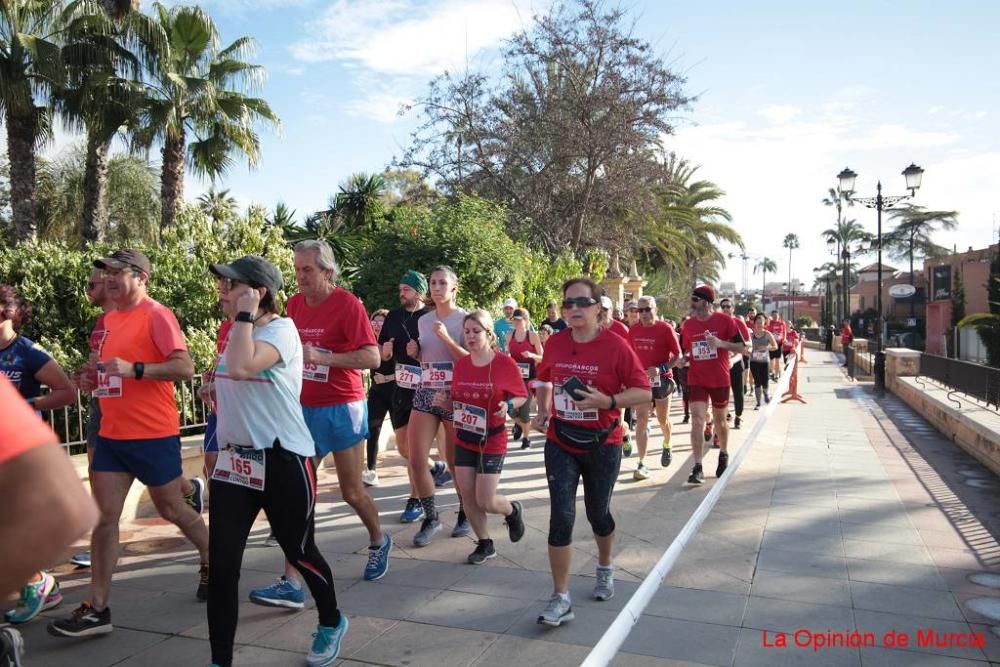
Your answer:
[207,256,347,667]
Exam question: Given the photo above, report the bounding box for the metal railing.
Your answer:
[919,353,1000,411]
[42,377,211,456]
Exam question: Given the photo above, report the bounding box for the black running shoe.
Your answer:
[467,539,496,565]
[511,424,523,441]
[520,437,531,450]
[505,500,525,543]
[687,464,704,485]
[716,451,729,478]
[703,427,712,443]
[660,447,672,467]
[197,564,209,601]
[733,416,741,430]
[48,603,112,638]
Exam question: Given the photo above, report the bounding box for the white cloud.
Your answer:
[758,104,801,124]
[928,105,944,115]
[290,0,537,75]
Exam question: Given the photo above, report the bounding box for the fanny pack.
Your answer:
[553,418,616,452]
[456,424,506,446]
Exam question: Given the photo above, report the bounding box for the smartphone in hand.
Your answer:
[562,376,589,401]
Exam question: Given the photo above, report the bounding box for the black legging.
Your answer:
[750,361,769,401]
[366,381,395,471]
[676,367,690,420]
[729,361,744,418]
[208,444,340,667]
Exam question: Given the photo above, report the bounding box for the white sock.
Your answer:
[597,564,614,572]
[284,575,302,590]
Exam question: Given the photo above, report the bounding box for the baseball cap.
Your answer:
[210,255,284,294]
[503,298,518,309]
[600,295,613,310]
[512,308,526,320]
[625,301,638,311]
[692,284,716,303]
[94,249,152,275]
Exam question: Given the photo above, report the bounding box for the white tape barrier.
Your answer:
[581,351,800,667]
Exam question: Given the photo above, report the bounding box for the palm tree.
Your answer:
[783,233,800,318]
[197,185,238,224]
[884,205,959,315]
[822,217,871,319]
[754,257,777,308]
[813,262,841,325]
[334,172,385,230]
[133,3,279,230]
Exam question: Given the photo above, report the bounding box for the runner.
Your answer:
[250,240,390,608]
[679,285,748,485]
[451,309,529,564]
[504,308,543,450]
[538,323,555,347]
[0,375,98,666]
[378,271,433,523]
[742,307,757,396]
[767,310,787,381]
[49,249,210,638]
[783,323,800,364]
[205,255,347,667]
[0,285,76,625]
[749,314,778,408]
[624,301,640,328]
[494,298,517,352]
[626,295,681,478]
[405,265,469,546]
[364,308,391,486]
[719,298,750,430]
[676,315,692,424]
[196,285,235,481]
[600,296,630,339]
[541,301,567,332]
[532,278,651,626]
[840,317,854,367]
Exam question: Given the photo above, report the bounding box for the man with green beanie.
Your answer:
[376,271,440,522]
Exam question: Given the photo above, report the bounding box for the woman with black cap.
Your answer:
[504,308,543,449]
[206,256,347,667]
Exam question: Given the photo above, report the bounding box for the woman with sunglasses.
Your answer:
[504,308,543,450]
[207,256,347,667]
[532,279,651,627]
[451,309,528,564]
[405,265,469,546]
[0,285,77,626]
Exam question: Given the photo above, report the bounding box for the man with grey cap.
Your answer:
[50,249,209,639]
[494,298,518,352]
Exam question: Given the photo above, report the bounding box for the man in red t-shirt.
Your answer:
[678,285,748,485]
[251,239,389,603]
[766,310,787,380]
[627,296,681,477]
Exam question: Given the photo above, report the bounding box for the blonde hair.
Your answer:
[465,309,498,346]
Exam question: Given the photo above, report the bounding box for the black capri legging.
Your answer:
[749,361,770,391]
[545,440,622,547]
[366,381,395,471]
[208,443,340,667]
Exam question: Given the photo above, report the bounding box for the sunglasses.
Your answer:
[562,297,598,309]
[721,304,732,310]
[690,296,703,303]
[637,307,653,313]
[217,277,249,291]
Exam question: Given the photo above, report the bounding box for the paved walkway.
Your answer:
[9,351,1000,666]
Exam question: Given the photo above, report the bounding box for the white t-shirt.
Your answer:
[215,317,315,457]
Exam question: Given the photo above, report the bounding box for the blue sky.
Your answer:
[56,0,1000,289]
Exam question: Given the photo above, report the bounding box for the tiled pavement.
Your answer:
[7,351,1000,666]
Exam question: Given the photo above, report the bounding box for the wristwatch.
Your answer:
[235,311,256,323]
[134,361,145,380]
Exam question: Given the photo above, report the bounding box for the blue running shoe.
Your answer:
[434,467,452,488]
[5,572,55,624]
[307,615,348,666]
[249,576,305,609]
[363,534,393,581]
[70,552,91,568]
[399,498,424,524]
[184,477,205,514]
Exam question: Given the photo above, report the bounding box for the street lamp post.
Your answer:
[837,164,924,396]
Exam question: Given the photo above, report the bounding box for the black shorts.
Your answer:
[390,386,417,429]
[454,444,505,474]
[651,378,676,401]
[769,349,783,360]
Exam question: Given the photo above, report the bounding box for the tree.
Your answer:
[813,262,840,326]
[755,257,777,308]
[380,168,438,211]
[197,185,238,225]
[334,172,385,231]
[783,233,800,317]
[398,0,691,255]
[133,3,279,230]
[884,204,958,316]
[958,244,1000,368]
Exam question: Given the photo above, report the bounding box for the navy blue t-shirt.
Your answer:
[0,335,52,400]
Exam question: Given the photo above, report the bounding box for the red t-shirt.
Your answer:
[0,376,57,465]
[451,354,528,455]
[537,329,649,452]
[840,325,853,346]
[733,317,750,344]
[627,321,680,379]
[607,320,629,340]
[783,329,800,352]
[680,312,740,388]
[287,289,377,406]
[507,331,538,379]
[767,318,786,344]
[89,313,108,356]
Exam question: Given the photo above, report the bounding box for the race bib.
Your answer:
[212,446,265,491]
[395,364,421,389]
[692,340,717,361]
[752,349,769,362]
[452,401,487,437]
[650,373,661,388]
[554,386,599,421]
[517,362,531,378]
[303,347,331,383]
[421,361,453,389]
[96,369,122,398]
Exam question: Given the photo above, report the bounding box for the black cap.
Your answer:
[512,308,526,320]
[210,256,284,294]
[95,249,152,274]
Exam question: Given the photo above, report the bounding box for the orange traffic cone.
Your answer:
[781,347,806,404]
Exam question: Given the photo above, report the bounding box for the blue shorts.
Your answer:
[302,401,369,458]
[91,435,183,487]
[204,413,219,453]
